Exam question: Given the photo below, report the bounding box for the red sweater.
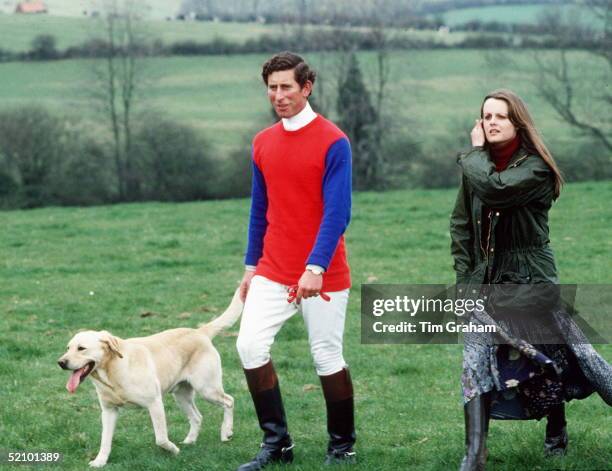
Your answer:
[249,116,351,291]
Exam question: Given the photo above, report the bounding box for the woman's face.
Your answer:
[482,98,517,146]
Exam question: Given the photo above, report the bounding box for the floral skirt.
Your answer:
[461,308,609,420]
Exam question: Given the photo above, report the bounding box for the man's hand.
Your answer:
[470,119,485,147]
[294,270,323,304]
[239,270,256,302]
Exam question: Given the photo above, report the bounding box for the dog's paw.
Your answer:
[181,437,197,445]
[88,458,107,468]
[158,441,180,455]
[221,429,233,442]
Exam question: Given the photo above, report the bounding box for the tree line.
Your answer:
[0,20,606,65]
[0,107,252,208]
[178,0,571,25]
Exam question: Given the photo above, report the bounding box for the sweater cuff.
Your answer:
[306,254,330,271]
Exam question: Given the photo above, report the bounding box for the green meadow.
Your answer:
[440,3,604,28]
[0,13,474,53]
[1,181,610,471]
[0,49,607,159]
[0,13,282,52]
[0,0,183,20]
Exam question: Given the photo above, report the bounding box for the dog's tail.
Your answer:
[199,288,244,339]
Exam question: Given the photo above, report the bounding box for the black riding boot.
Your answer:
[459,393,491,471]
[320,368,356,465]
[544,403,568,456]
[237,361,294,471]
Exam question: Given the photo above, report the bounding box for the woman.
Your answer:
[450,89,612,470]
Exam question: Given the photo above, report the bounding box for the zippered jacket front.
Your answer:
[450,146,558,288]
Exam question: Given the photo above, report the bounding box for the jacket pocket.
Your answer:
[498,271,531,284]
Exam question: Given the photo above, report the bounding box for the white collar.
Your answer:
[282,101,317,131]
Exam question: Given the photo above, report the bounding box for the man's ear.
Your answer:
[302,80,313,97]
[99,331,123,359]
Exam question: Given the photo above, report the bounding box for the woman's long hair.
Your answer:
[481,89,564,199]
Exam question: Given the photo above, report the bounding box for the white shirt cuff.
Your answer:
[306,264,325,273]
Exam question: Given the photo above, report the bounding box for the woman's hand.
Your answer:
[471,119,485,147]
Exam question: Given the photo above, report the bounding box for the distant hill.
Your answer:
[439,2,601,27]
[1,0,576,24]
[413,0,568,14]
[177,0,571,20]
[1,0,182,19]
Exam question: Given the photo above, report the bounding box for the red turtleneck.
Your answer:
[490,134,521,171]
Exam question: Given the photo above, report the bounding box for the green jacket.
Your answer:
[450,146,559,289]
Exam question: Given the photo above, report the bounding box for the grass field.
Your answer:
[439,3,603,28]
[0,181,611,471]
[0,48,608,159]
[0,13,483,53]
[0,13,283,52]
[0,0,182,20]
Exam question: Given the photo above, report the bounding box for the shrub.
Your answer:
[29,34,59,60]
[47,131,116,206]
[133,115,217,201]
[0,107,64,207]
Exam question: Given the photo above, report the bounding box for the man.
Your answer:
[235,51,355,470]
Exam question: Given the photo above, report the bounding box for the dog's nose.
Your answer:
[58,359,68,370]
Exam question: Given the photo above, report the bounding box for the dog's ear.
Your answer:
[99,331,123,359]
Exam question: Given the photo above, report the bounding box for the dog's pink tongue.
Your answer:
[66,368,85,393]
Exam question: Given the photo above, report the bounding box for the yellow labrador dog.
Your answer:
[58,289,243,467]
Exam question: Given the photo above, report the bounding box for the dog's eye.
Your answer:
[77,346,86,351]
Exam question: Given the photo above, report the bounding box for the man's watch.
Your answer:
[306,264,324,276]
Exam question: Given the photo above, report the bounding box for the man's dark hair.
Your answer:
[261,51,316,89]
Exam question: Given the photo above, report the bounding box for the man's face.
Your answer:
[266,69,312,119]
[482,98,517,147]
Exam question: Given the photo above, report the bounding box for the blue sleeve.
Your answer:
[244,157,268,266]
[307,137,352,269]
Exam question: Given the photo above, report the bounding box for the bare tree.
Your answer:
[585,0,611,67]
[369,24,391,188]
[308,50,333,116]
[296,0,308,37]
[252,0,261,19]
[533,2,611,152]
[90,0,148,201]
[332,13,394,189]
[534,50,611,152]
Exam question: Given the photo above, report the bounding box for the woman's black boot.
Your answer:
[544,404,568,456]
[459,393,490,471]
[237,361,294,471]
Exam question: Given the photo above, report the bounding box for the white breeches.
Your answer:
[236,275,350,376]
